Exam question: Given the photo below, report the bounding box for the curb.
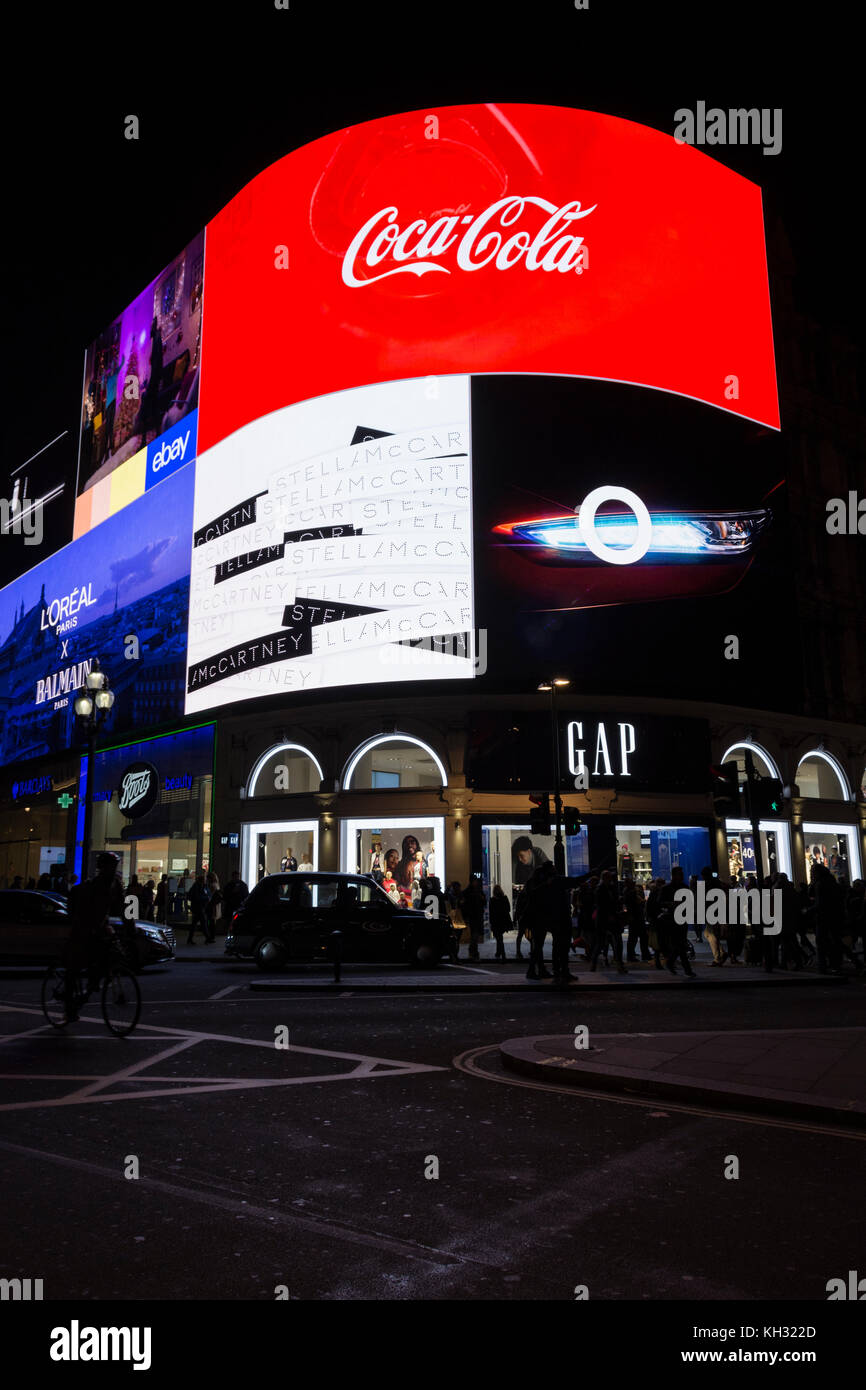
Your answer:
[247,972,848,993]
[499,1036,866,1128]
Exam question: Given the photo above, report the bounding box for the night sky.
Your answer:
[0,1,856,588]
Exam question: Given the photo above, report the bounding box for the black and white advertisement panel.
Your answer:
[185,377,474,712]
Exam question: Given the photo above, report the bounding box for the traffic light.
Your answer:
[563,806,582,836]
[710,761,741,818]
[529,793,551,836]
[749,777,784,817]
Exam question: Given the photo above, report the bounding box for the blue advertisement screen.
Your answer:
[0,464,195,766]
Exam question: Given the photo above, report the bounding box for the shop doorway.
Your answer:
[481,823,588,913]
[615,825,711,883]
[241,820,319,887]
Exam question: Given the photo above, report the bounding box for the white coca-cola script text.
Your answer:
[341,196,595,288]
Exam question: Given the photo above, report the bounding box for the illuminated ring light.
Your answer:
[576,486,652,566]
[795,749,852,803]
[342,734,448,791]
[247,742,324,797]
[721,741,781,781]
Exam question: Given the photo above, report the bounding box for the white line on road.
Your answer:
[0,1137,501,1270]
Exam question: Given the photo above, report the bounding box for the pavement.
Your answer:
[171,928,851,992]
[499,1027,866,1126]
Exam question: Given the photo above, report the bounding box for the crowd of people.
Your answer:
[435,862,866,983]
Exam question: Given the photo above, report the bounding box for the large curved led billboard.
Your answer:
[184,101,779,712]
[1,101,781,753]
[197,102,778,449]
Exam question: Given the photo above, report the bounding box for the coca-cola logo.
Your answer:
[341,195,595,288]
[117,762,159,819]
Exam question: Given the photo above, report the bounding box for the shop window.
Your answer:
[795,753,850,801]
[802,824,860,886]
[342,817,445,895]
[615,826,711,884]
[248,744,323,797]
[343,737,446,790]
[724,824,792,883]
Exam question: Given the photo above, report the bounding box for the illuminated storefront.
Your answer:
[0,758,79,886]
[78,724,215,885]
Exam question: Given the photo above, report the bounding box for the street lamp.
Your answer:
[74,662,115,880]
[538,677,570,873]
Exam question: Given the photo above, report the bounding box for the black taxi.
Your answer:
[224,872,457,969]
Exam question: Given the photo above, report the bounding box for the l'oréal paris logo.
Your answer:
[40,582,96,635]
[341,196,595,288]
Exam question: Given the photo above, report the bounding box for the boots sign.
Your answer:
[117,762,159,820]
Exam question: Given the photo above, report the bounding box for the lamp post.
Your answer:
[74,662,115,881]
[538,677,571,874]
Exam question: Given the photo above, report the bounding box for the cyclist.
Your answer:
[63,852,125,1021]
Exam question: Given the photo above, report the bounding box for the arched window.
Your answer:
[795,751,851,802]
[247,743,323,797]
[720,741,779,782]
[343,736,447,790]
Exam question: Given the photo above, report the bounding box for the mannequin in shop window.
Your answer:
[396,835,422,904]
[281,848,298,873]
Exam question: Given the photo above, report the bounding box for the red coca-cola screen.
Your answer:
[197,102,779,454]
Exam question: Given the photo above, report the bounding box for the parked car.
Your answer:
[0,890,175,969]
[225,872,458,969]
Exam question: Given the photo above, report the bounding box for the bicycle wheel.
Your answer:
[42,966,73,1028]
[101,965,141,1036]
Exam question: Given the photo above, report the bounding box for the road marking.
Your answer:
[0,1003,445,1112]
[452,1045,866,1142]
[208,984,245,999]
[444,963,498,976]
[0,1137,499,1270]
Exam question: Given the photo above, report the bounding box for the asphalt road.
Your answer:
[0,960,863,1302]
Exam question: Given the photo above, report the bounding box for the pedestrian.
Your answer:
[489,884,511,962]
[37,872,52,891]
[645,877,666,968]
[546,867,578,986]
[205,871,222,943]
[419,874,448,916]
[186,873,210,945]
[812,863,844,973]
[622,878,649,962]
[460,877,486,962]
[139,879,155,921]
[698,867,727,965]
[840,877,864,971]
[155,874,168,923]
[577,877,597,961]
[223,870,249,921]
[775,872,807,970]
[591,870,627,974]
[659,866,695,977]
[516,865,551,981]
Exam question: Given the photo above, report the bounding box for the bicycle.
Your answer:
[42,941,141,1037]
